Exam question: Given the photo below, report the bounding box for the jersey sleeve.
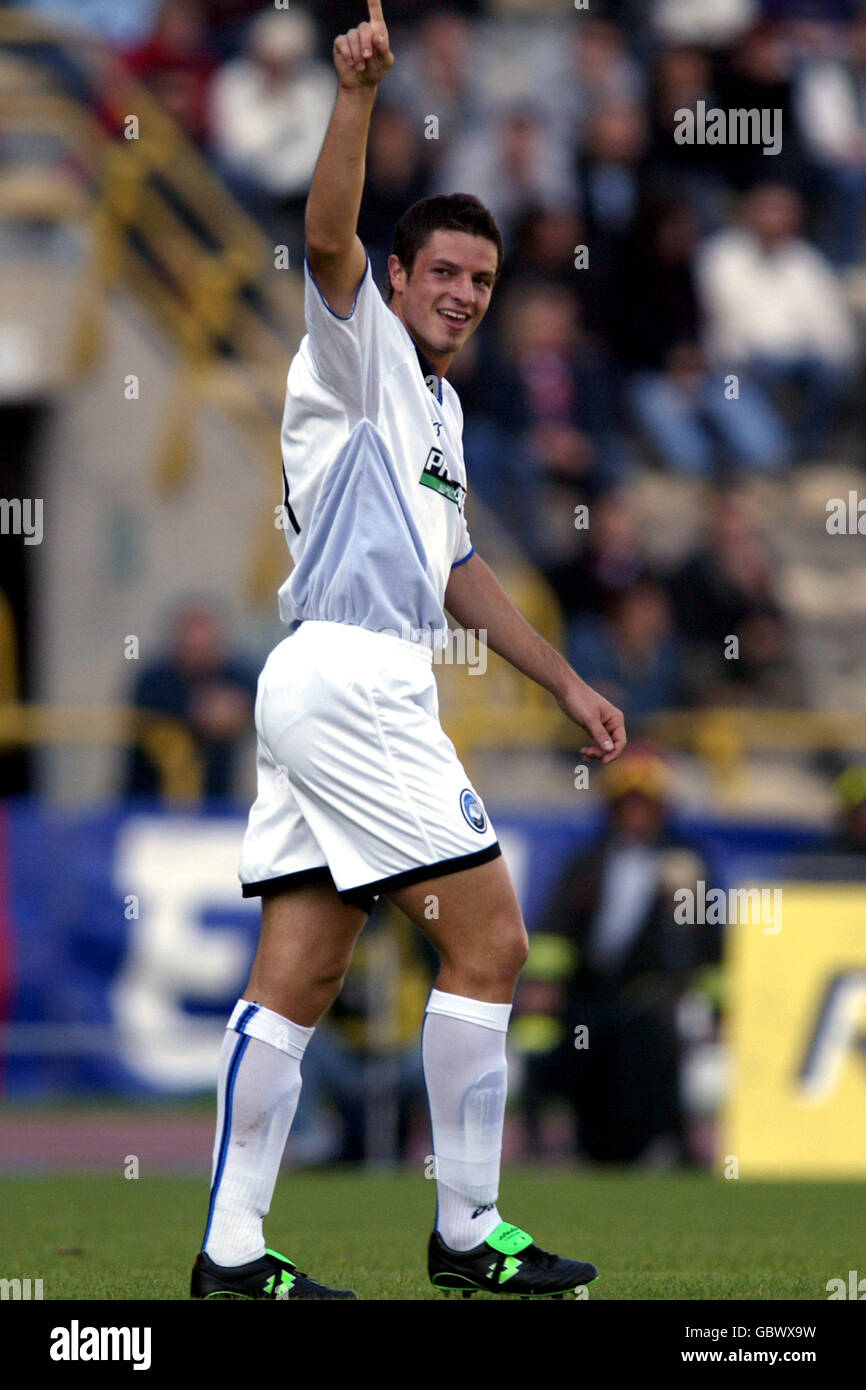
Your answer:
[451,509,474,569]
[303,252,394,420]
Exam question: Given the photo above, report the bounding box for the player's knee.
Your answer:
[310,954,351,998]
[451,913,529,994]
[500,921,530,984]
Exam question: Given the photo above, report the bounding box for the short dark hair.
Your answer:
[386,193,504,301]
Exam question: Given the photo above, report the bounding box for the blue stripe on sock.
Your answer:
[234,1002,259,1035]
[201,1030,251,1254]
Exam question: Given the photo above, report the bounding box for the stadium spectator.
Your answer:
[667,489,800,705]
[714,21,809,192]
[487,200,624,368]
[566,578,685,724]
[198,0,274,59]
[644,45,730,230]
[123,601,256,801]
[575,99,649,231]
[795,11,866,266]
[614,195,701,367]
[535,16,645,150]
[543,488,652,622]
[573,101,649,324]
[649,0,758,47]
[787,762,866,881]
[517,745,716,1165]
[457,282,627,561]
[435,105,574,251]
[493,205,586,302]
[358,104,431,287]
[696,182,859,461]
[123,0,217,144]
[486,202,606,350]
[208,7,333,254]
[626,340,788,476]
[386,9,485,165]
[616,197,788,475]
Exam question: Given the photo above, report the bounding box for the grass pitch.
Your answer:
[0,1168,857,1300]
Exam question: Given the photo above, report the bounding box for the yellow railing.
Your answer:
[0,56,301,383]
[0,704,203,803]
[0,696,863,807]
[446,699,866,785]
[645,708,866,780]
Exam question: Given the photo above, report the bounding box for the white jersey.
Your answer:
[239,253,500,904]
[275,253,474,646]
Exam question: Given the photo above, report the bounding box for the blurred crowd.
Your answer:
[11,0,866,738]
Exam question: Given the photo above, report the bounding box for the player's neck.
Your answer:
[389,300,452,381]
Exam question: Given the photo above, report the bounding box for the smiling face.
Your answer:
[387,228,499,373]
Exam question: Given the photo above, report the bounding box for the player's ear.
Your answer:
[387,253,405,298]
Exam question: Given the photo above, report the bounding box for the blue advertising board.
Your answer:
[0,801,829,1096]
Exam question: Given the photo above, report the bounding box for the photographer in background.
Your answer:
[517,745,718,1165]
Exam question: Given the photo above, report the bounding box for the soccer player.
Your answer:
[191,1,625,1301]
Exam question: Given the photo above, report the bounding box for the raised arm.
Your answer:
[305,1,394,317]
[445,552,626,764]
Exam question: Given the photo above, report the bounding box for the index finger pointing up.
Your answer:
[367,0,385,21]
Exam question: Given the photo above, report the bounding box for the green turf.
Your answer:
[0,1168,859,1300]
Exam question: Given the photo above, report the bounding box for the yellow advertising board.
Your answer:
[724,883,866,1176]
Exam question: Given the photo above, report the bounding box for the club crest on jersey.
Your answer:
[460,788,487,833]
[420,447,465,510]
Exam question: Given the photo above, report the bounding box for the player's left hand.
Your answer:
[557,676,626,765]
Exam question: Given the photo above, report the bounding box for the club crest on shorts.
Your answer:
[460,787,487,833]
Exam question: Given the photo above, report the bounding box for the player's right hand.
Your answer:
[557,675,626,766]
[333,1,394,90]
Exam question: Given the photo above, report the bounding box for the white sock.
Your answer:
[202,999,314,1267]
[423,988,511,1251]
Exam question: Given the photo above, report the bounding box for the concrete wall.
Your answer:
[32,287,289,802]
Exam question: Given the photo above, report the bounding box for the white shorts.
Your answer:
[238,620,500,913]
